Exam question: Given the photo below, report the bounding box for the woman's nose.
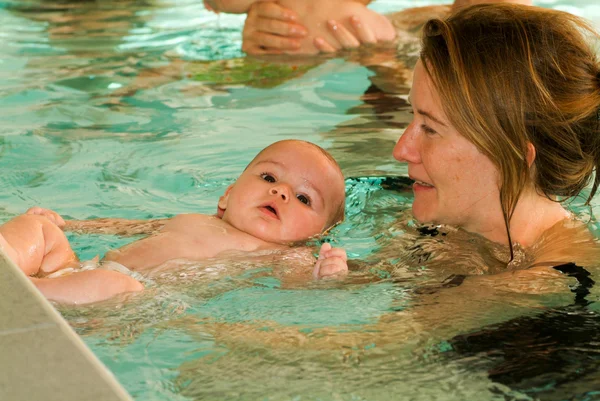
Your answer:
[393,122,421,164]
[270,186,289,202]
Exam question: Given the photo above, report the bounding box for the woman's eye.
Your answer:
[296,194,310,206]
[261,173,276,183]
[421,124,437,135]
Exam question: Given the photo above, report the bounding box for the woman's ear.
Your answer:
[526,142,536,168]
[216,185,233,218]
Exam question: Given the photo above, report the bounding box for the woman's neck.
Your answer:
[478,188,570,247]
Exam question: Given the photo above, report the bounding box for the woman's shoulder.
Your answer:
[528,217,600,269]
[386,5,451,33]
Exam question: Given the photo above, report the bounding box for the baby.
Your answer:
[0,140,348,304]
[204,0,396,54]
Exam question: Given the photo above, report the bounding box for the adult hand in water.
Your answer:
[242,2,307,55]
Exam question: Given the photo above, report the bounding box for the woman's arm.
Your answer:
[64,218,167,236]
[205,0,270,14]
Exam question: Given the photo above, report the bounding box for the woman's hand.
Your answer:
[314,16,377,53]
[242,2,307,55]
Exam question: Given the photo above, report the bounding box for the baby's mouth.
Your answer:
[260,204,279,219]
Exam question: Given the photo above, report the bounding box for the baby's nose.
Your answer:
[270,186,289,201]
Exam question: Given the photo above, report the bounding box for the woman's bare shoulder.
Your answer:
[528,217,600,269]
[386,5,451,33]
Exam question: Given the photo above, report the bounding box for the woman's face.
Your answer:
[393,61,502,234]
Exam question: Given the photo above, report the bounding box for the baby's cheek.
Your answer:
[295,216,323,239]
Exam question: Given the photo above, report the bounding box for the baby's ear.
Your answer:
[216,185,233,218]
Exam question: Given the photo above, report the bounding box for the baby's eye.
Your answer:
[261,173,276,183]
[296,194,311,206]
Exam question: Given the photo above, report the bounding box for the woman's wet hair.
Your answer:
[420,4,600,258]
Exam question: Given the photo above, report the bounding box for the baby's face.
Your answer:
[219,142,345,244]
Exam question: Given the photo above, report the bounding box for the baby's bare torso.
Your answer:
[102,214,288,271]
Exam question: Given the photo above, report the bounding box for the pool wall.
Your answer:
[0,249,133,401]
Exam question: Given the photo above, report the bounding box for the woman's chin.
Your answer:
[411,203,436,225]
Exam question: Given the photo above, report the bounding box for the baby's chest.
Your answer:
[167,225,264,259]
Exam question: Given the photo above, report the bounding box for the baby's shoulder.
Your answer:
[162,213,226,235]
[167,213,215,224]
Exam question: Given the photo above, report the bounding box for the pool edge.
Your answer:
[0,249,134,401]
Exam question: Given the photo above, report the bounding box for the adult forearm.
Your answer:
[64,218,166,236]
[207,0,266,14]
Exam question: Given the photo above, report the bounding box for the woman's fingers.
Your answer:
[257,17,307,37]
[314,37,337,53]
[315,16,379,54]
[349,15,377,44]
[327,19,360,49]
[241,32,300,54]
[242,2,306,54]
[249,1,299,22]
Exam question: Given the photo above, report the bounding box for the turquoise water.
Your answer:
[2,0,600,400]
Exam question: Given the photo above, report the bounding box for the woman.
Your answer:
[210,4,600,350]
[245,1,600,266]
[396,4,600,266]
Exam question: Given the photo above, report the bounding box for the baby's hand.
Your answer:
[25,207,66,228]
[313,243,348,279]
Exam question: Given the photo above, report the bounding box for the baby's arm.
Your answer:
[313,243,348,279]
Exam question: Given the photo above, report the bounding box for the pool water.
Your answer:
[1,0,600,400]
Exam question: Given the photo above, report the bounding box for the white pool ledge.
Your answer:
[0,249,133,401]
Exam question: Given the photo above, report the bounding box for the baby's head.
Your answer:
[217,140,345,244]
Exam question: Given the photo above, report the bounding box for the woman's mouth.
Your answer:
[413,180,434,190]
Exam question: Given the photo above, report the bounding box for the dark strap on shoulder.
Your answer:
[551,262,595,306]
[415,262,594,305]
